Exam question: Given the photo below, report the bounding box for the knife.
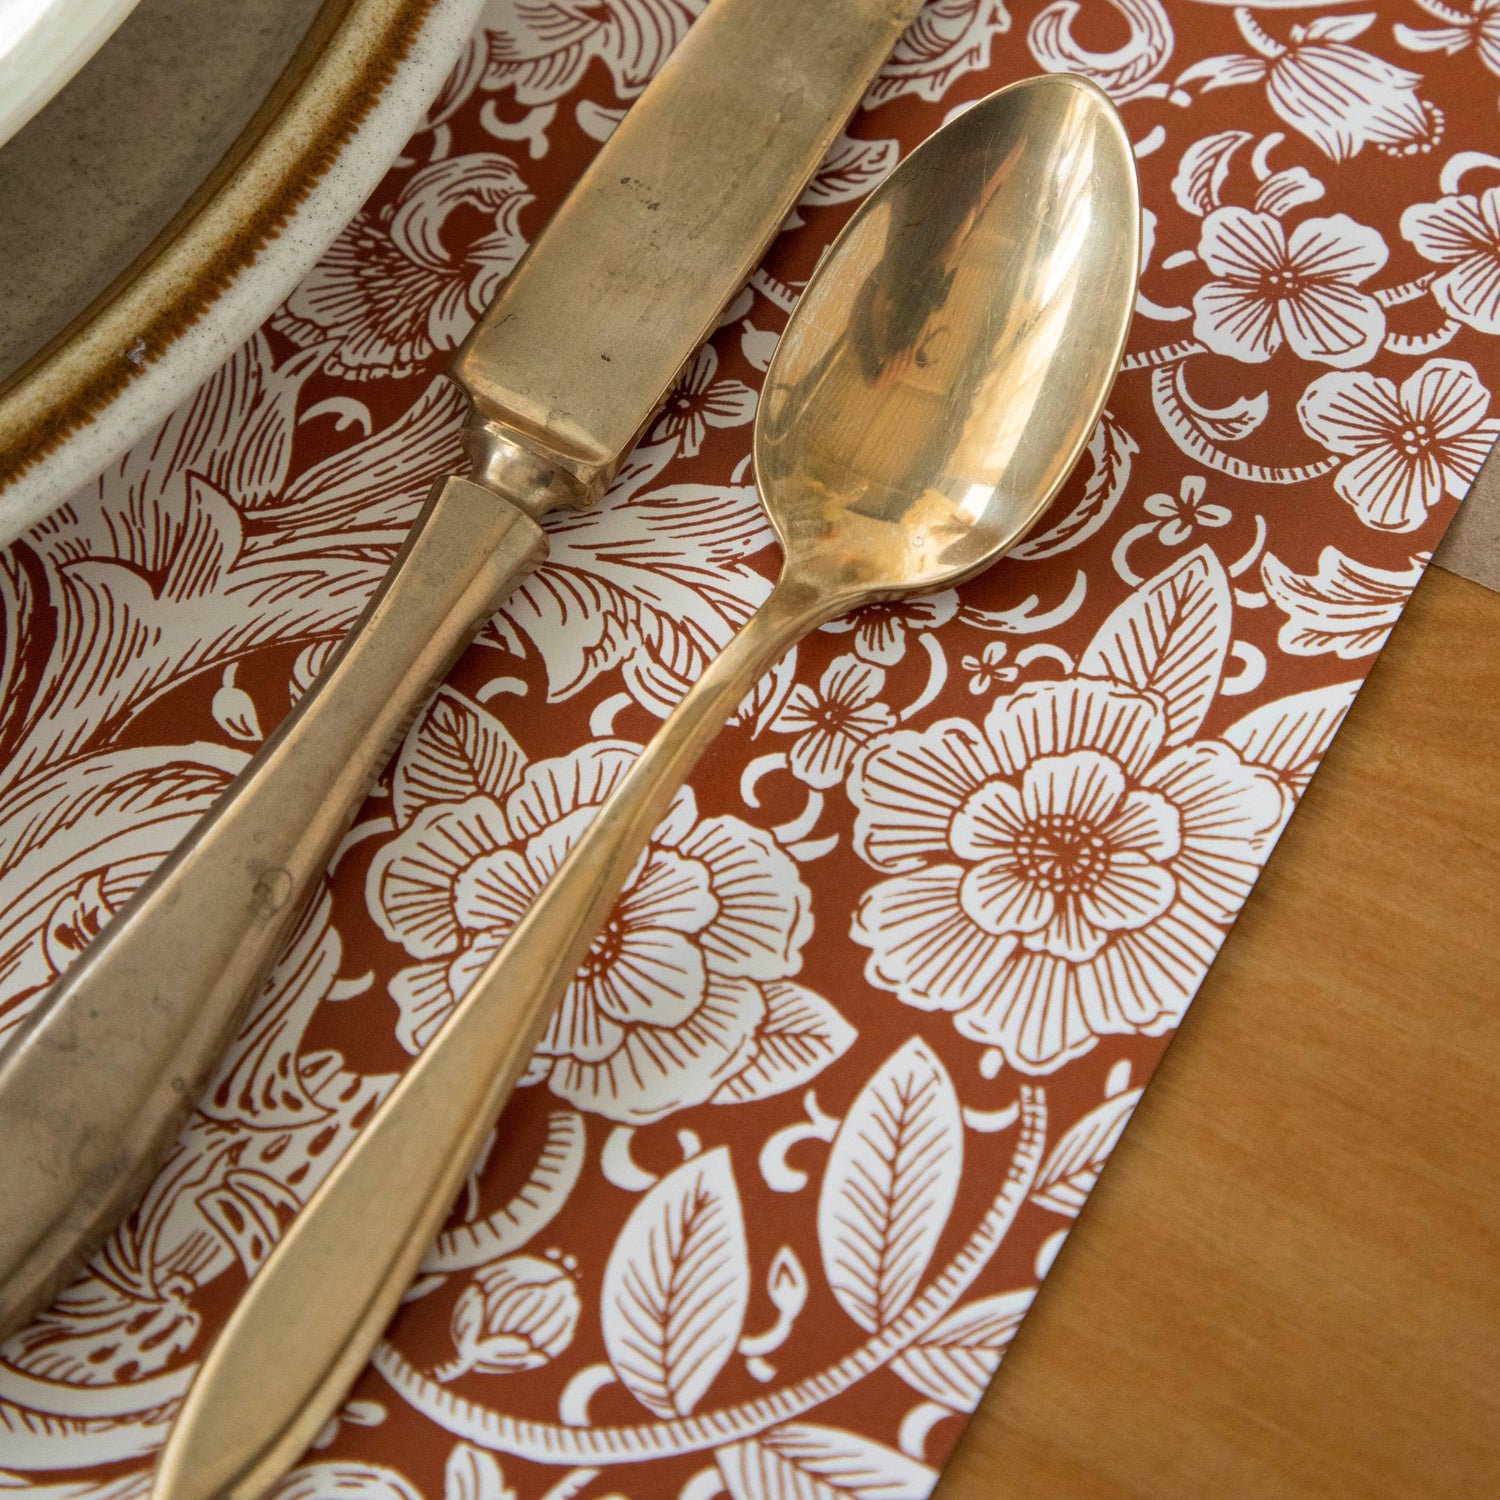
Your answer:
[0,0,924,1340]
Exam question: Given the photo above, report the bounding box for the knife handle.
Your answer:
[150,574,833,1500]
[0,473,546,1340]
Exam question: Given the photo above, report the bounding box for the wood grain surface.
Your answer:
[938,562,1500,1499]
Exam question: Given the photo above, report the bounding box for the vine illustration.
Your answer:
[372,1087,1047,1466]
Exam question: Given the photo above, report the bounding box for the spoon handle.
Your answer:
[152,572,834,1500]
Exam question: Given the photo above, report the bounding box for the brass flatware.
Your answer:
[152,73,1141,1500]
[0,0,926,1338]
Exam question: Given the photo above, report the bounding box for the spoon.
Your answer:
[152,72,1140,1500]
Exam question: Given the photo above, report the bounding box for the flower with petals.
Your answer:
[849,678,1285,1074]
[440,1255,581,1380]
[1298,358,1500,531]
[770,656,897,789]
[962,642,1018,696]
[823,593,959,666]
[1143,476,1231,545]
[368,738,814,1124]
[648,346,757,458]
[1179,12,1443,162]
[1192,207,1387,367]
[1401,186,1500,335]
[275,154,531,379]
[1396,0,1500,81]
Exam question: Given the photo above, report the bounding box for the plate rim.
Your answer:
[0,0,484,539]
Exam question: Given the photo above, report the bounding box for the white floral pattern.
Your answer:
[368,697,819,1123]
[769,655,897,789]
[1402,185,1500,335]
[850,671,1285,1073]
[1298,358,1500,530]
[1192,207,1388,367]
[0,0,1494,1495]
[1178,11,1444,162]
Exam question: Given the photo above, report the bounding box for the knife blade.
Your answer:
[0,0,924,1339]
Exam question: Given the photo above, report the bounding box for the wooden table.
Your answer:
[938,561,1500,1498]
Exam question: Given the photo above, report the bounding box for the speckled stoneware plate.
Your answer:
[0,0,144,149]
[0,0,485,545]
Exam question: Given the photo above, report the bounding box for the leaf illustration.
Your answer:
[1171,129,1251,216]
[1079,546,1233,745]
[817,1038,962,1334]
[890,1287,1035,1411]
[800,136,899,208]
[197,1169,301,1274]
[0,746,244,1040]
[1011,413,1137,560]
[601,1146,749,1417]
[717,1422,936,1500]
[1223,681,1359,790]
[1030,1088,1143,1217]
[1260,548,1420,660]
[276,1463,422,1500]
[443,1443,515,1500]
[392,688,527,824]
[712,982,857,1105]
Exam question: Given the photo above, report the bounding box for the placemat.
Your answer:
[2,1,1496,1496]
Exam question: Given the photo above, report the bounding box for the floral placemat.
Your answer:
[3,1,1497,1496]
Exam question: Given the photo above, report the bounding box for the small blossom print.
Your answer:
[769,655,897,790]
[823,593,959,666]
[1298,357,1500,530]
[648,345,757,457]
[1143,475,1231,544]
[1193,207,1388,367]
[1401,185,1500,335]
[440,1255,582,1380]
[963,641,1018,695]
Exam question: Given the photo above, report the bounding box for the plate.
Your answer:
[0,0,485,544]
[0,0,142,149]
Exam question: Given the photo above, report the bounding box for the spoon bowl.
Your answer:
[757,72,1139,603]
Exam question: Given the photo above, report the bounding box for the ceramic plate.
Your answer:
[0,0,485,544]
[0,0,143,149]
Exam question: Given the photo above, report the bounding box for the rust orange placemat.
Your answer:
[3,2,1497,1496]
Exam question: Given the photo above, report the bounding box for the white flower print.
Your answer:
[1298,358,1500,531]
[867,0,1012,106]
[822,593,959,667]
[647,346,757,458]
[274,154,532,378]
[1143,475,1231,545]
[1192,207,1388,367]
[368,730,817,1124]
[1401,186,1500,335]
[962,642,1017,696]
[1396,0,1500,79]
[1179,11,1444,163]
[1261,547,1426,658]
[496,440,775,717]
[848,678,1285,1074]
[479,0,702,106]
[769,655,897,790]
